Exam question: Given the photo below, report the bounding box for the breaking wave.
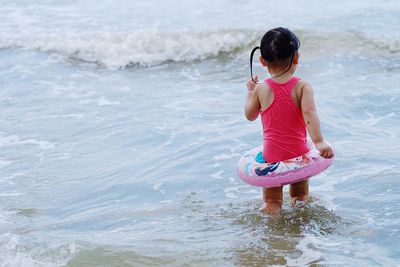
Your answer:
[1,30,258,69]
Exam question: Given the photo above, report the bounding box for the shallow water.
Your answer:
[1,0,400,266]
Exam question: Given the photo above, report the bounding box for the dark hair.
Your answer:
[250,27,300,82]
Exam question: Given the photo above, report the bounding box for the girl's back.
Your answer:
[258,77,308,163]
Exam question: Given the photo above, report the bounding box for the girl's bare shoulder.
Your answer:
[255,81,272,97]
[297,79,313,91]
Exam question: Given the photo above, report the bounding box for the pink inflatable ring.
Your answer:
[237,140,334,188]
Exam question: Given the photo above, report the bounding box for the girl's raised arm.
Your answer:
[244,77,261,121]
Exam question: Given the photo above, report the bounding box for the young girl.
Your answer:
[244,27,334,214]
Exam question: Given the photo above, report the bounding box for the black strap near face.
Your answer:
[250,46,260,83]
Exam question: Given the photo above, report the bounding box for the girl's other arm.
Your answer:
[300,83,334,158]
[245,77,261,121]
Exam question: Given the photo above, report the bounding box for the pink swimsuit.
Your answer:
[260,77,309,163]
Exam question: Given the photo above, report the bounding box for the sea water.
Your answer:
[0,0,400,266]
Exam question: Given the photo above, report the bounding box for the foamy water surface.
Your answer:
[1,0,400,266]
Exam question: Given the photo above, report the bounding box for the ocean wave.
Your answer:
[300,30,400,55]
[1,30,258,69]
[1,29,399,69]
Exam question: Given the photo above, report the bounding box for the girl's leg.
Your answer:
[262,186,283,214]
[289,180,309,206]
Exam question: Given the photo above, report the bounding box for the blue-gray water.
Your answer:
[1,0,400,266]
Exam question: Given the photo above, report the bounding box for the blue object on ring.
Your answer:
[255,151,266,163]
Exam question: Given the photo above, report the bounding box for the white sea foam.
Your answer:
[153,182,165,194]
[0,134,55,149]
[97,96,120,106]
[363,111,396,126]
[1,30,257,69]
[0,232,75,267]
[210,170,224,179]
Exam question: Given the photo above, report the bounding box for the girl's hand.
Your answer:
[247,76,259,91]
[315,141,334,158]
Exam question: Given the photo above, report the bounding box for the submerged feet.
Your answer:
[262,186,283,215]
[290,180,309,207]
[262,202,282,215]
